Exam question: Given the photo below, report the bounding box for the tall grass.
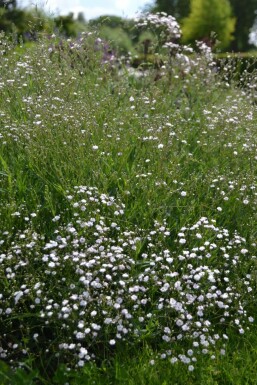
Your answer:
[0,21,257,384]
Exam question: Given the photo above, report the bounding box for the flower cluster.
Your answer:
[135,12,181,43]
[0,187,255,370]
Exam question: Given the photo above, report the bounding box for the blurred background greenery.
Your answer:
[1,0,257,54]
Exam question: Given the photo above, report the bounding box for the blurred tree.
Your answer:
[77,12,86,23]
[229,0,257,51]
[150,0,257,51]
[24,7,54,37]
[54,12,87,37]
[0,6,54,39]
[0,7,27,34]
[135,30,159,61]
[0,0,16,9]
[90,15,137,44]
[151,0,190,20]
[99,26,134,55]
[89,15,125,29]
[182,0,235,50]
[54,13,77,36]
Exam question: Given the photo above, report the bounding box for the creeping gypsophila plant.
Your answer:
[0,188,255,371]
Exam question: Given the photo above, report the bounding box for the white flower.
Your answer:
[76,332,85,339]
[14,291,23,304]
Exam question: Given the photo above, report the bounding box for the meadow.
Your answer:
[1,13,257,384]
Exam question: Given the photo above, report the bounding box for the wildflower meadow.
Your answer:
[1,13,257,385]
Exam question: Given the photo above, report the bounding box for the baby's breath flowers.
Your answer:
[1,16,257,378]
[135,12,181,42]
[0,187,255,370]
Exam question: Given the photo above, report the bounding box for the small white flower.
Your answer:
[48,262,55,268]
[14,291,23,304]
[76,332,85,339]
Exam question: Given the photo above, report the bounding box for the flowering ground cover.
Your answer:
[1,14,257,384]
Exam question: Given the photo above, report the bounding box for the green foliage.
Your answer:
[64,333,257,385]
[0,5,87,38]
[215,52,257,85]
[0,6,54,37]
[135,30,159,57]
[54,12,87,37]
[22,7,55,36]
[99,26,134,54]
[229,0,257,51]
[89,15,138,45]
[89,15,126,29]
[0,0,16,9]
[0,360,41,385]
[151,0,190,20]
[0,7,26,34]
[182,0,235,50]
[150,0,257,52]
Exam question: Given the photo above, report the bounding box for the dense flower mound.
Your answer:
[0,187,255,370]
